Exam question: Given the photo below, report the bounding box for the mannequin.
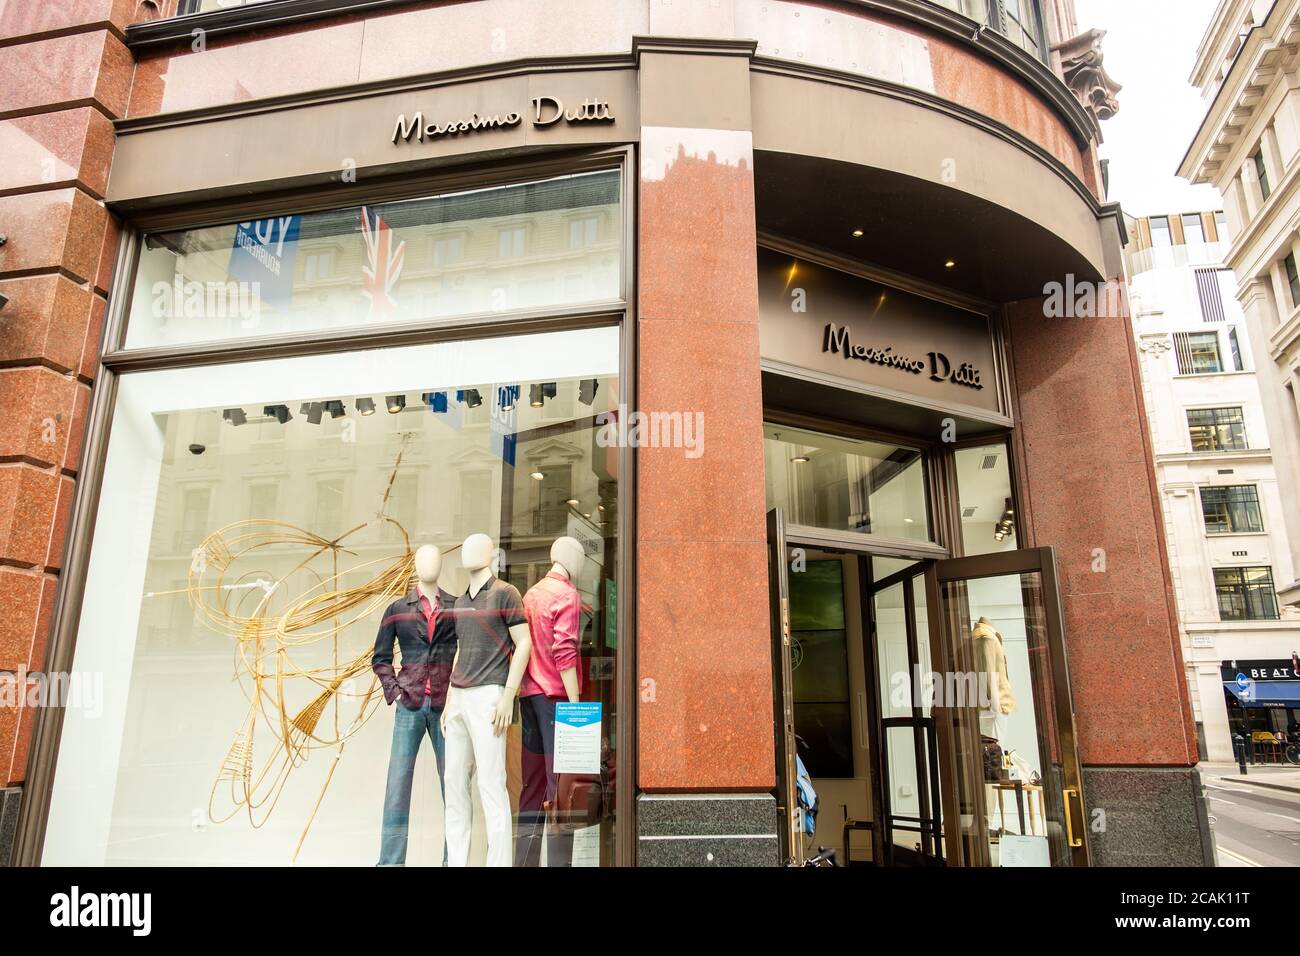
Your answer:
[972,616,1016,741]
[515,536,585,867]
[372,544,458,865]
[442,533,531,867]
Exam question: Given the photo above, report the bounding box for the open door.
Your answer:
[766,508,801,865]
[930,546,1089,867]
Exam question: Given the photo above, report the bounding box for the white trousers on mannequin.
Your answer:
[443,683,511,867]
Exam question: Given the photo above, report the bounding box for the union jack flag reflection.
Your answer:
[361,205,407,322]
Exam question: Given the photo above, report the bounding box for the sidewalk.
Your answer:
[1200,760,1300,794]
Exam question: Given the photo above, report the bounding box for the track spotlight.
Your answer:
[356,397,376,416]
[324,400,345,419]
[464,389,483,409]
[222,408,247,426]
[578,379,598,406]
[263,404,291,424]
[386,395,406,414]
[304,402,324,425]
[530,384,545,408]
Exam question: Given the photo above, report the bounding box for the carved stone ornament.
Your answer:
[1138,334,1172,356]
[1053,28,1122,129]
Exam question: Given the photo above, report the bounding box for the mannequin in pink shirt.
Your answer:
[515,536,585,867]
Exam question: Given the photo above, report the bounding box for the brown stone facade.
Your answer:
[0,1,145,813]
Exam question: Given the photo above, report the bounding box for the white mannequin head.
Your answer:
[414,544,441,585]
[549,536,585,580]
[461,533,495,572]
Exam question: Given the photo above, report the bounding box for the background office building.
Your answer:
[1,0,1211,866]
[1181,0,1300,612]
[1125,210,1300,763]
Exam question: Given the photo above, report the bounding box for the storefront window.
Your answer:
[954,442,1018,555]
[764,425,930,541]
[44,326,622,865]
[127,171,622,349]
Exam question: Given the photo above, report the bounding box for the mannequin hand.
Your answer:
[493,688,516,736]
[440,697,450,735]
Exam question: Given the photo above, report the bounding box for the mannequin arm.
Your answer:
[440,648,462,734]
[371,613,401,705]
[493,622,532,735]
[560,667,580,704]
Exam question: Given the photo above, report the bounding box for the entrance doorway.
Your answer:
[767,509,1090,867]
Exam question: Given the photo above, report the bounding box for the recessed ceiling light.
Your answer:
[530,470,545,481]
[944,259,956,268]
[566,498,580,507]
[583,512,592,519]
[791,454,810,463]
[851,229,864,238]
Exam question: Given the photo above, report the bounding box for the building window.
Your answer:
[497,225,527,259]
[1182,213,1205,245]
[1200,486,1264,534]
[763,424,930,542]
[1253,149,1271,200]
[1214,566,1280,621]
[1187,406,1248,451]
[180,0,275,12]
[1286,253,1300,308]
[1174,330,1224,374]
[568,216,600,249]
[1228,326,1244,370]
[1150,216,1172,247]
[127,170,621,349]
[954,442,1018,556]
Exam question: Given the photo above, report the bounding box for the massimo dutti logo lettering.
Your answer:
[822,322,984,391]
[50,886,151,936]
[392,95,615,144]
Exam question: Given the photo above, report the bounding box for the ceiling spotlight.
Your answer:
[944,259,956,269]
[356,397,376,416]
[530,470,545,481]
[530,384,545,408]
[583,512,592,519]
[423,392,449,413]
[851,229,864,238]
[464,389,483,409]
[597,503,605,512]
[263,404,291,424]
[566,498,580,507]
[386,395,406,414]
[578,379,599,406]
[305,402,324,425]
[498,385,518,411]
[791,454,810,463]
[222,408,247,426]
[324,400,345,419]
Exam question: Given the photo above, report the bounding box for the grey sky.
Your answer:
[1075,0,1225,216]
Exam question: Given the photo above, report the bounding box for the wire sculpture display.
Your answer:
[180,436,429,860]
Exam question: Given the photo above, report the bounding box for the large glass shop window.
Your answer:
[126,170,622,349]
[44,327,622,865]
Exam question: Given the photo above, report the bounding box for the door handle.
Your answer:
[1062,787,1083,848]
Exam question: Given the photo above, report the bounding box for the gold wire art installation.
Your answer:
[176,436,429,860]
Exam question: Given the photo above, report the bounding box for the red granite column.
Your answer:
[0,0,142,862]
[634,42,776,864]
[1007,275,1211,865]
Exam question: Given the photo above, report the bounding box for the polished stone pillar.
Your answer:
[633,38,778,865]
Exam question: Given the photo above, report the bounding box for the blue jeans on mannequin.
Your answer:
[379,694,447,865]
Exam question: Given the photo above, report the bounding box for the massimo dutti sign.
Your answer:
[392,95,615,144]
[758,247,1001,414]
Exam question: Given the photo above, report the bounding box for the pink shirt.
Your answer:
[418,591,438,697]
[521,571,581,699]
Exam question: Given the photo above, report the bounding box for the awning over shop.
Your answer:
[1223,681,1300,708]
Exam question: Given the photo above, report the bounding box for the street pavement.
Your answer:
[1200,762,1300,866]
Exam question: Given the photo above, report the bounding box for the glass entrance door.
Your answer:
[870,560,945,865]
[931,547,1089,867]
